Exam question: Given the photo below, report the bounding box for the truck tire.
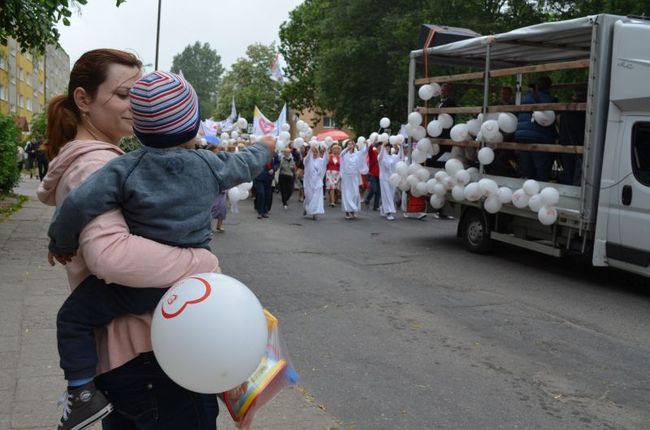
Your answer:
[461,209,492,254]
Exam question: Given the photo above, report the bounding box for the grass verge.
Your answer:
[0,193,29,222]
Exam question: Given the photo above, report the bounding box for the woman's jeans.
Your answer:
[95,352,218,429]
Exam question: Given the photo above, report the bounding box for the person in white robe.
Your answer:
[340,140,368,219]
[303,145,329,219]
[378,143,403,220]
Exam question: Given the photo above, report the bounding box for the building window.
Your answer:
[0,56,5,70]
[18,94,23,108]
[10,102,15,113]
[26,98,32,111]
[322,116,336,129]
[0,84,5,101]
[632,122,650,186]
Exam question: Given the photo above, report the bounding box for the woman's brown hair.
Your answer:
[45,49,142,160]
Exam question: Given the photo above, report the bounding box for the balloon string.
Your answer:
[422,28,436,126]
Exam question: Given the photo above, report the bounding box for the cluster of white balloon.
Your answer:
[395,82,562,226]
[227,181,253,204]
[219,117,250,145]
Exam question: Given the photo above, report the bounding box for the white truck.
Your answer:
[408,14,650,278]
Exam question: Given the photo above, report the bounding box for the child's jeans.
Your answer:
[57,275,167,380]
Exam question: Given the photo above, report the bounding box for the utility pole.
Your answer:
[155,0,161,69]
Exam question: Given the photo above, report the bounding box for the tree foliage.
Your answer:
[0,0,126,54]
[29,113,47,142]
[280,0,649,134]
[170,42,225,119]
[0,113,21,194]
[213,43,283,121]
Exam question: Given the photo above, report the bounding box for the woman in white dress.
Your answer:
[340,139,368,219]
[378,142,403,220]
[303,144,329,220]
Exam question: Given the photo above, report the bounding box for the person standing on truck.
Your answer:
[558,89,587,185]
[514,76,557,181]
[486,86,520,177]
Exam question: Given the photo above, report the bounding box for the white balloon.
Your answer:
[427,120,443,138]
[443,176,456,190]
[281,123,290,132]
[415,181,428,196]
[464,182,482,201]
[430,82,441,97]
[237,117,248,130]
[357,136,366,145]
[433,183,446,197]
[415,167,431,181]
[430,194,445,209]
[511,189,530,208]
[418,84,435,101]
[389,173,402,187]
[450,124,469,142]
[434,170,448,182]
[379,117,391,129]
[220,133,229,141]
[395,161,409,177]
[408,112,423,126]
[324,136,333,146]
[478,147,495,165]
[425,179,438,194]
[239,182,253,191]
[455,169,470,185]
[238,189,250,200]
[480,120,500,140]
[411,185,424,197]
[532,110,555,127]
[445,158,464,176]
[523,179,540,196]
[484,196,502,214]
[411,149,427,164]
[296,120,307,131]
[486,131,503,144]
[430,144,440,156]
[539,187,560,206]
[406,174,420,187]
[528,194,543,213]
[379,132,389,143]
[369,132,379,142]
[276,141,286,152]
[398,178,410,192]
[292,137,305,149]
[538,205,558,225]
[451,185,465,201]
[279,131,291,142]
[389,135,399,145]
[466,119,481,137]
[478,112,499,122]
[231,131,240,140]
[151,273,267,393]
[411,126,427,141]
[467,167,480,182]
[408,162,421,174]
[416,138,432,153]
[498,187,513,204]
[438,114,454,129]
[478,178,498,196]
[497,112,518,133]
[227,188,242,202]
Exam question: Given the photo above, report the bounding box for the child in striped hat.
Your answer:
[46,71,275,429]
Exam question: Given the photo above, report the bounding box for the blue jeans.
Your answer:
[95,352,218,429]
[365,175,381,210]
[253,179,273,215]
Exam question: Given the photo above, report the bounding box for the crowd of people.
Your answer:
[17,138,49,180]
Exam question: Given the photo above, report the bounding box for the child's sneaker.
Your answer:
[57,382,113,430]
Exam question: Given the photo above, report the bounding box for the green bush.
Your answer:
[0,113,21,194]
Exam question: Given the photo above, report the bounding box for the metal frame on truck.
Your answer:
[406,15,623,258]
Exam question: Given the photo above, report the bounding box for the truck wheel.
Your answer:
[462,210,492,254]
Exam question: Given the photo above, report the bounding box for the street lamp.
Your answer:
[155,0,161,69]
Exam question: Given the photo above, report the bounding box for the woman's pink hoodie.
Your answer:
[38,140,220,374]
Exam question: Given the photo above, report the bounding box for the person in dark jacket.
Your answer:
[514,76,557,181]
[558,89,587,185]
[253,152,280,218]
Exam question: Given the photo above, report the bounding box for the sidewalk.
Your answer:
[0,177,340,430]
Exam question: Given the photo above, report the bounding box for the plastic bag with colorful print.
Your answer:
[219,309,299,429]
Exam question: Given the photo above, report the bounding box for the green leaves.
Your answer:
[170,42,225,120]
[0,113,21,194]
[0,0,125,53]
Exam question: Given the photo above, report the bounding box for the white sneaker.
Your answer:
[386,214,395,221]
[283,205,288,210]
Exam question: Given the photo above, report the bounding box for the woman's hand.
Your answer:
[48,250,76,266]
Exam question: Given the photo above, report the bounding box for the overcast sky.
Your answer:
[56,0,302,72]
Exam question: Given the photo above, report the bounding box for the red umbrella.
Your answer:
[316,129,350,141]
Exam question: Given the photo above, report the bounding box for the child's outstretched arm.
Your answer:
[48,157,130,258]
[202,137,276,190]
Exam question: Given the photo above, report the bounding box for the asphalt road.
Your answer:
[211,194,650,430]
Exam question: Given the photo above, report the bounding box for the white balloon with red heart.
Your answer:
[151,273,268,393]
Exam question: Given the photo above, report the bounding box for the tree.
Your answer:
[0,113,21,194]
[213,43,283,121]
[29,113,47,141]
[0,0,125,54]
[279,0,648,134]
[170,42,224,119]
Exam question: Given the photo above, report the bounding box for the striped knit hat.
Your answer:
[130,71,200,148]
